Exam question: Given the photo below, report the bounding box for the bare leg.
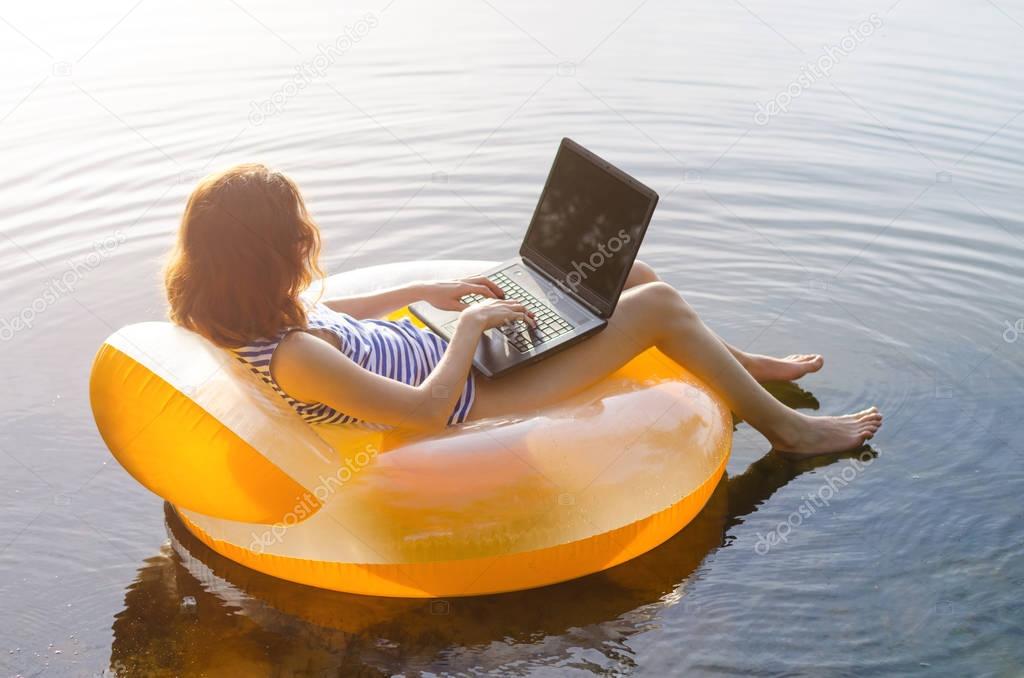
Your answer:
[626,261,823,382]
[470,282,882,456]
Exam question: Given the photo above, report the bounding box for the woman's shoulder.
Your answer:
[274,329,321,360]
[271,329,339,386]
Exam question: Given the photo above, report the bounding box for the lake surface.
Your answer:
[2,0,1023,675]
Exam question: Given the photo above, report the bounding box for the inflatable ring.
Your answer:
[90,260,732,597]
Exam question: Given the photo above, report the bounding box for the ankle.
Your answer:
[763,411,806,448]
[734,351,756,369]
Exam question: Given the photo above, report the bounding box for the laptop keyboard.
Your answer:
[460,271,574,353]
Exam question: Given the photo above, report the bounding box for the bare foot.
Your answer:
[770,407,882,456]
[744,353,824,382]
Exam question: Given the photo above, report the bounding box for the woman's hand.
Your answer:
[460,298,536,331]
[420,277,505,311]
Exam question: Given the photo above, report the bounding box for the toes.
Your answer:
[859,421,879,434]
[857,422,881,440]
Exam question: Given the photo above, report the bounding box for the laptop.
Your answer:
[410,137,658,378]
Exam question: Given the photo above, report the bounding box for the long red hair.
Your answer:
[164,164,324,347]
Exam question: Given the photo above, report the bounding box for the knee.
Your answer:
[633,281,697,323]
[626,260,659,287]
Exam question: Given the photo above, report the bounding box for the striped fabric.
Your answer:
[231,303,475,428]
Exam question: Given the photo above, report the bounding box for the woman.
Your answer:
[165,164,882,455]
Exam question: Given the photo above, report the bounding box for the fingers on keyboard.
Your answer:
[482,273,574,353]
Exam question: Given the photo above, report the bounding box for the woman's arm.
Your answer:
[323,283,427,319]
[271,299,533,431]
[324,276,505,319]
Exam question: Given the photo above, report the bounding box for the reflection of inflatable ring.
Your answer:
[90,261,732,597]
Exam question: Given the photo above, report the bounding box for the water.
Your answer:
[1,0,1022,674]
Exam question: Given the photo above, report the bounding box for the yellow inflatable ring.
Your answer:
[90,260,732,597]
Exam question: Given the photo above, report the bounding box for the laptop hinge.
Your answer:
[520,256,604,317]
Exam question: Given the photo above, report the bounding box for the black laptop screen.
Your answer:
[521,142,654,315]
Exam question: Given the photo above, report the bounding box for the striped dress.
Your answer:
[231,303,475,428]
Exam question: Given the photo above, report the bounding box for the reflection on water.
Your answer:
[112,438,861,677]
